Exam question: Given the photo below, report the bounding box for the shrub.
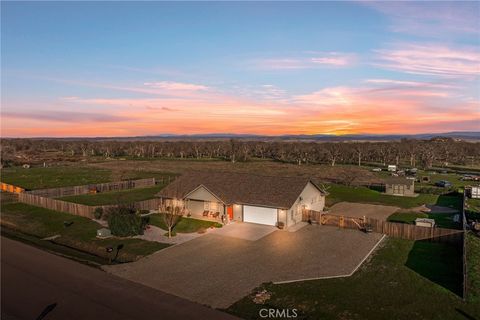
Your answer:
[93,207,104,220]
[416,186,453,195]
[107,205,145,237]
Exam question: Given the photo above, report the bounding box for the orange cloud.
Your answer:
[2,81,479,137]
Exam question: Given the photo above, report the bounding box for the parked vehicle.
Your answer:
[461,175,480,181]
[435,180,452,188]
[387,165,397,172]
[372,168,382,172]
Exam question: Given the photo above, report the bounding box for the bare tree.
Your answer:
[163,205,182,238]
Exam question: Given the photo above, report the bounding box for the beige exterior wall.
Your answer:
[186,199,225,218]
[287,182,325,227]
[278,209,287,226]
[233,204,243,221]
[184,186,225,218]
[186,199,205,216]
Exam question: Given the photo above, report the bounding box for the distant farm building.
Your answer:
[415,218,435,228]
[384,177,415,197]
[466,185,480,199]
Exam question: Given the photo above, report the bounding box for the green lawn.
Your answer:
[227,238,476,320]
[148,213,222,233]
[1,202,169,263]
[466,198,480,220]
[1,166,112,189]
[326,184,440,208]
[388,211,462,229]
[466,232,480,304]
[57,184,166,206]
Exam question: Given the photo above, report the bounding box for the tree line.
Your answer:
[1,137,479,169]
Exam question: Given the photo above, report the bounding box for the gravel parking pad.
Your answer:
[104,225,383,308]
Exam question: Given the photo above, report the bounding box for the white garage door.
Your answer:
[243,205,277,226]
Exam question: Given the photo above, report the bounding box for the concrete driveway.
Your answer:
[211,221,277,241]
[104,225,383,309]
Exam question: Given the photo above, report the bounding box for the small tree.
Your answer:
[163,205,183,238]
[107,204,145,237]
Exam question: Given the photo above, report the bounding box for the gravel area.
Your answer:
[329,202,399,220]
[104,224,383,308]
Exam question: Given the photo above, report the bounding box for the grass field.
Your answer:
[1,166,113,189]
[57,184,166,205]
[148,213,222,233]
[227,238,476,320]
[1,202,169,263]
[466,232,480,304]
[90,159,383,184]
[1,165,176,190]
[387,211,462,229]
[466,198,480,220]
[326,184,463,209]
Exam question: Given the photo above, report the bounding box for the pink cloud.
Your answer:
[374,43,480,77]
[363,1,480,36]
[143,81,209,91]
[311,52,356,66]
[253,52,355,70]
[256,58,307,70]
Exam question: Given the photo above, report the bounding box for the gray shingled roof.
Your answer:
[156,171,325,209]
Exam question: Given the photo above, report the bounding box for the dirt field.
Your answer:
[329,202,400,220]
[89,159,383,184]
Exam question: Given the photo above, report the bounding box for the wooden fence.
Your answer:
[303,210,464,243]
[18,193,95,219]
[18,192,164,220]
[26,178,156,198]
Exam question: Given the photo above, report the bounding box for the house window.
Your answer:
[204,202,210,210]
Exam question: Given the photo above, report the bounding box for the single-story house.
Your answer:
[155,171,327,228]
[384,177,415,197]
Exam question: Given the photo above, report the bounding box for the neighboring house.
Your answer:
[384,177,415,197]
[156,171,327,228]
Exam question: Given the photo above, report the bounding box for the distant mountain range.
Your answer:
[19,131,480,141]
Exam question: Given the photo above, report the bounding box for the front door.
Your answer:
[227,205,234,220]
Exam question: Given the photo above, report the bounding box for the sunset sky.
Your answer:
[2,1,479,137]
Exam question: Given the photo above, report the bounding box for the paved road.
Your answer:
[1,237,238,320]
